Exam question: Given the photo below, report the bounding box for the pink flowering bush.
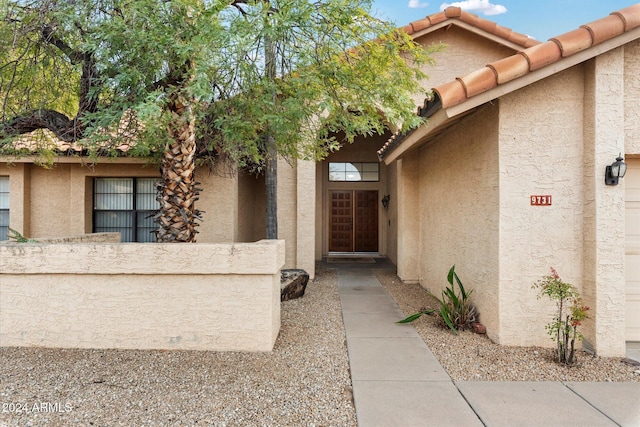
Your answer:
[532,268,590,365]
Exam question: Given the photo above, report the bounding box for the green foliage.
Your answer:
[7,227,36,243]
[1,0,437,167]
[398,265,478,335]
[532,267,590,365]
[0,2,80,119]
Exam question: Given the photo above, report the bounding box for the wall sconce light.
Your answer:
[381,194,390,208]
[605,154,627,186]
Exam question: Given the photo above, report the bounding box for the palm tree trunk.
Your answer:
[155,90,201,242]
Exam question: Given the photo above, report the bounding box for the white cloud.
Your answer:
[409,0,429,8]
[440,0,507,16]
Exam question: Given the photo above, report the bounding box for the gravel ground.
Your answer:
[3,265,639,426]
[375,269,640,382]
[0,268,357,427]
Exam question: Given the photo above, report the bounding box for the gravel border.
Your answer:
[0,267,357,427]
[375,269,640,382]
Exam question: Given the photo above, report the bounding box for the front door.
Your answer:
[329,190,378,253]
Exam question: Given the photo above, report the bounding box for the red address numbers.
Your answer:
[531,195,552,206]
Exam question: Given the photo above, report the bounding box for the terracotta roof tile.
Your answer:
[457,10,480,27]
[444,7,462,18]
[611,4,640,31]
[581,15,626,45]
[403,7,538,48]
[458,67,498,98]
[550,28,593,57]
[433,79,467,109]
[380,3,640,160]
[475,18,497,34]
[427,11,448,26]
[439,4,640,107]
[492,25,514,41]
[509,32,533,47]
[519,41,562,71]
[409,18,432,33]
[486,54,529,85]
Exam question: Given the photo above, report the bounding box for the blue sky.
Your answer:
[371,0,639,41]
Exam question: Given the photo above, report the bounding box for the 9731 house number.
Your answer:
[530,195,552,206]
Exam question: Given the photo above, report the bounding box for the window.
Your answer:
[0,176,8,240]
[329,162,380,182]
[93,178,159,242]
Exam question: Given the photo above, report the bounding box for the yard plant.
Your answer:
[0,0,435,242]
[532,268,589,365]
[398,265,478,334]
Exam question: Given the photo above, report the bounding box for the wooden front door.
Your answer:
[330,190,378,252]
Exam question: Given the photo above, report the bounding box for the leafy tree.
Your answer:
[0,0,435,242]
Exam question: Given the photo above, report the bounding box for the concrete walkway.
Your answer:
[335,267,640,427]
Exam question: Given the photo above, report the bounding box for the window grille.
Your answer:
[93,178,159,242]
[329,162,380,182]
[0,176,9,240]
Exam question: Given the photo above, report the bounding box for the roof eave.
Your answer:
[381,25,640,163]
[381,108,449,165]
[444,25,640,118]
[0,155,153,165]
[411,20,538,51]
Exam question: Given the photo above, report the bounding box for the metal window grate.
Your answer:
[93,178,159,242]
[0,176,9,241]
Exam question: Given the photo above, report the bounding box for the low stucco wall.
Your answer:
[0,240,284,352]
[2,232,121,244]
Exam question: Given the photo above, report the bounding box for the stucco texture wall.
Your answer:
[417,103,500,339]
[497,67,587,348]
[625,39,640,155]
[581,49,627,357]
[412,26,518,106]
[0,240,284,351]
[0,160,259,245]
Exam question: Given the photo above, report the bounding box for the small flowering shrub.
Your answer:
[532,268,589,365]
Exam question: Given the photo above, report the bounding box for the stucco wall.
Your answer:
[417,104,501,339]
[386,161,399,266]
[625,39,640,155]
[1,232,121,244]
[581,50,627,357]
[412,25,519,105]
[497,67,587,348]
[396,156,420,282]
[0,161,241,244]
[0,240,284,352]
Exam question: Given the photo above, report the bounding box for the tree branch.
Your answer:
[0,109,81,142]
[41,24,85,65]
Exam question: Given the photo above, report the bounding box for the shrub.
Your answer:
[398,265,478,334]
[532,268,589,365]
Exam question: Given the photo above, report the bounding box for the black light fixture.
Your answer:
[381,194,390,208]
[605,154,627,186]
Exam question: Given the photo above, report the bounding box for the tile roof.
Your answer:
[2,111,140,156]
[403,6,539,49]
[379,3,640,160]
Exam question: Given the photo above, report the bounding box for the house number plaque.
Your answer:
[530,195,552,206]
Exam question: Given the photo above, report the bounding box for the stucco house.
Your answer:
[1,5,639,356]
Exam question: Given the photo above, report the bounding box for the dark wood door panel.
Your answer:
[329,191,353,252]
[355,190,378,252]
[329,190,378,253]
